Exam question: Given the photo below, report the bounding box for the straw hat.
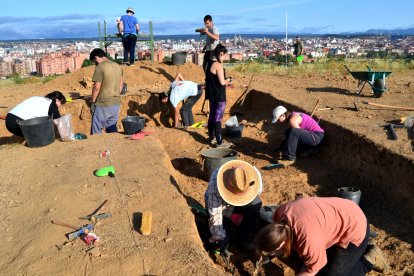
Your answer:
[126,7,135,14]
[217,160,261,206]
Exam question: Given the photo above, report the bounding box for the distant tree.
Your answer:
[10,73,24,84]
[163,56,171,62]
[82,59,94,68]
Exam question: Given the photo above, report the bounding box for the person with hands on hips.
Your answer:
[205,160,263,253]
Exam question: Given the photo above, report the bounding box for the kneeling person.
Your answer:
[205,160,263,253]
[159,73,203,128]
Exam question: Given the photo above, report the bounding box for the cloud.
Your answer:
[218,0,312,16]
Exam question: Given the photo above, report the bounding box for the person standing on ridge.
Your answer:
[201,14,220,71]
[292,36,304,65]
[118,7,140,66]
[89,48,123,135]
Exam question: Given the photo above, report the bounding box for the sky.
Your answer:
[0,0,413,40]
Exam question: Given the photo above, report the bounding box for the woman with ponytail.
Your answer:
[256,197,389,275]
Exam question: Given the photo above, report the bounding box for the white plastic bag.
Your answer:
[225,115,239,127]
[54,114,75,141]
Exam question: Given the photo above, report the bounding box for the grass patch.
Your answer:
[230,59,414,76]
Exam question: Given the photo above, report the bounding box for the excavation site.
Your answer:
[0,62,413,275]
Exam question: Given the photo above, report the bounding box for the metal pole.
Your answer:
[98,21,102,49]
[149,21,154,63]
[285,12,288,67]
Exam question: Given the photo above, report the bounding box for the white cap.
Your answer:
[271,106,287,123]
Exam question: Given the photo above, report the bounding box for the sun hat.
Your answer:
[217,160,261,206]
[126,7,135,14]
[271,106,287,123]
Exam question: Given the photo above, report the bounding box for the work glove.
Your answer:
[209,240,227,254]
[90,102,96,115]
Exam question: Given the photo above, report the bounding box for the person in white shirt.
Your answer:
[5,91,66,137]
[159,73,203,128]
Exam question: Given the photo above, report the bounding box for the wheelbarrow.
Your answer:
[343,64,392,98]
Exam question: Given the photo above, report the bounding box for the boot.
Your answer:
[363,244,389,273]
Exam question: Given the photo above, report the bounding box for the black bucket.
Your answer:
[172,52,186,65]
[18,116,55,148]
[337,187,362,205]
[201,148,237,180]
[122,116,145,135]
[225,124,244,138]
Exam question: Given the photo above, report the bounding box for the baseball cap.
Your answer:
[271,106,287,123]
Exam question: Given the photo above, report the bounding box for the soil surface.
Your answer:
[0,61,413,275]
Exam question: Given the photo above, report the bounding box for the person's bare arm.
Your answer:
[118,21,124,34]
[174,73,185,82]
[91,82,101,102]
[211,63,229,86]
[135,23,140,34]
[174,105,180,128]
[289,114,302,128]
[119,77,123,94]
[205,28,219,41]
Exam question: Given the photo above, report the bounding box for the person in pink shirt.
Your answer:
[271,105,324,166]
[256,197,389,275]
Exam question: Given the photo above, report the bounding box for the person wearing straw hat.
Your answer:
[271,105,324,166]
[118,7,140,66]
[205,160,263,253]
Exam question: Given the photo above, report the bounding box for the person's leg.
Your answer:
[284,128,323,160]
[318,223,372,276]
[122,36,130,63]
[103,105,120,133]
[129,36,137,64]
[214,102,226,145]
[208,101,217,140]
[91,106,106,135]
[5,113,24,137]
[181,86,203,126]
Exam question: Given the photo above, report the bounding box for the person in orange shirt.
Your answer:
[256,197,389,275]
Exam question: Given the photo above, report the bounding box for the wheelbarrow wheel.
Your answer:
[373,79,386,98]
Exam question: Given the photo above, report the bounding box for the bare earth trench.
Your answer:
[0,61,413,275]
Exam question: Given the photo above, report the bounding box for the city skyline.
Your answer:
[1,0,413,40]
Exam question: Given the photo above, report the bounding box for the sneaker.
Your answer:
[277,159,295,166]
[216,140,233,148]
[363,244,389,273]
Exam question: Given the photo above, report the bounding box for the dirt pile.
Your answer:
[1,61,413,275]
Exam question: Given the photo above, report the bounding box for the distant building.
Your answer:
[36,51,88,76]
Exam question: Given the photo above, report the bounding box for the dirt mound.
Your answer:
[1,61,414,275]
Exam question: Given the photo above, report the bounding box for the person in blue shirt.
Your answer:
[117,7,140,66]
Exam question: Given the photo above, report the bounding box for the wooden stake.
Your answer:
[361,101,414,111]
[310,98,320,117]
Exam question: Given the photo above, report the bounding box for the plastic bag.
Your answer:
[54,114,75,141]
[225,115,239,127]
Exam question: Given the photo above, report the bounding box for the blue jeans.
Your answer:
[122,34,137,64]
[91,105,120,135]
[180,85,203,126]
